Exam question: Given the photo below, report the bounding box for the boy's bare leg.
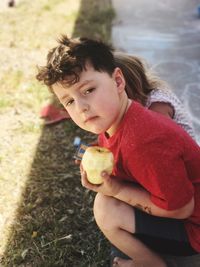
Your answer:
[112,258,138,267]
[94,193,167,267]
[107,228,166,267]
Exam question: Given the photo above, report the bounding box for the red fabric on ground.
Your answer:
[40,104,70,125]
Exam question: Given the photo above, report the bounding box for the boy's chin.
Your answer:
[83,127,106,135]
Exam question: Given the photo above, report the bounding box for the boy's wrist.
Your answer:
[113,181,129,199]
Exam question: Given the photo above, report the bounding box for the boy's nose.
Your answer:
[76,101,89,113]
[82,104,89,112]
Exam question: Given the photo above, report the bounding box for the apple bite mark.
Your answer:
[81,146,114,185]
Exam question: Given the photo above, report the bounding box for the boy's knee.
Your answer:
[94,193,136,234]
[93,193,119,231]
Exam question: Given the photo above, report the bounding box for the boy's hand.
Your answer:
[80,164,122,197]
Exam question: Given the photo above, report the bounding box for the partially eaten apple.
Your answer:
[81,146,114,184]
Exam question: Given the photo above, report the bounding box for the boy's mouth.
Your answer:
[84,116,98,123]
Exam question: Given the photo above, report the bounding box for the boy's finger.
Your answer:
[75,159,81,165]
[101,171,112,183]
[101,171,109,178]
[81,169,91,187]
[80,163,84,173]
[80,170,87,184]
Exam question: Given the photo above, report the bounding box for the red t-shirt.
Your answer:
[99,101,200,252]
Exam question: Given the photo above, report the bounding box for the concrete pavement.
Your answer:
[112,0,200,143]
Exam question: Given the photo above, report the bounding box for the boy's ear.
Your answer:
[113,67,126,93]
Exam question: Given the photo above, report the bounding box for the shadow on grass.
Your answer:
[1,0,115,266]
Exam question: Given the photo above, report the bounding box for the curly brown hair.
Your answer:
[36,35,115,88]
[36,35,167,106]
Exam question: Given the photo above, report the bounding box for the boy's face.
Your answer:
[52,63,126,136]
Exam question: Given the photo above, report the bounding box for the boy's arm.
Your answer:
[81,169,194,220]
[114,181,194,219]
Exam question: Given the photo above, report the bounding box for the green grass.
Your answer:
[0,0,115,266]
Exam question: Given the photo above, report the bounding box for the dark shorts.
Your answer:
[134,209,198,256]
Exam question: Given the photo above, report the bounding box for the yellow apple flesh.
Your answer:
[81,146,114,184]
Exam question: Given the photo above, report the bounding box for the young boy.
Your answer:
[36,35,200,267]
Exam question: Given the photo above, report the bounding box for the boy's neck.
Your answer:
[106,94,131,137]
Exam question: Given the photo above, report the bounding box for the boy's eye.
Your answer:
[65,99,74,106]
[83,88,95,95]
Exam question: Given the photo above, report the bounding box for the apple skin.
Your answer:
[81,146,114,184]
